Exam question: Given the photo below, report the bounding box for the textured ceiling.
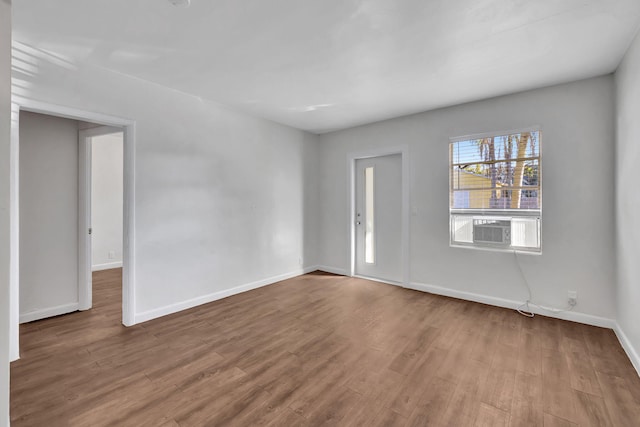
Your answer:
[12,0,640,133]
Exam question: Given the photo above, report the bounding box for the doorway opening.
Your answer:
[9,101,135,361]
[79,127,124,311]
[18,115,123,321]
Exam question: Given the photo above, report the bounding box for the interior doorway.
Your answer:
[10,101,136,361]
[18,115,124,319]
[78,127,124,311]
[350,149,409,286]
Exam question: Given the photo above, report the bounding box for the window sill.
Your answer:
[449,243,542,255]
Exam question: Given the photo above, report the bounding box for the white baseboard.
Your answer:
[316,265,348,276]
[614,323,640,378]
[407,281,615,329]
[92,261,123,271]
[19,302,79,324]
[134,266,318,324]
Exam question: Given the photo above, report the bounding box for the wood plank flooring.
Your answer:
[10,269,640,426]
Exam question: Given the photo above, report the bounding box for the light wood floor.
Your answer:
[10,269,640,426]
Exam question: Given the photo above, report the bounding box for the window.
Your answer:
[449,129,541,252]
[364,166,375,264]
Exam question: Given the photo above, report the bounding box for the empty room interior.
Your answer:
[2,0,640,426]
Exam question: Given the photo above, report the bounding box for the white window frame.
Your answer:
[449,127,542,254]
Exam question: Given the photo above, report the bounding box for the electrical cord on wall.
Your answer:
[513,250,575,318]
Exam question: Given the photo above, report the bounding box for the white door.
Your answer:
[78,129,92,310]
[354,154,403,283]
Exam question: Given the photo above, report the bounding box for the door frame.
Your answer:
[78,126,123,311]
[9,99,137,361]
[347,146,410,286]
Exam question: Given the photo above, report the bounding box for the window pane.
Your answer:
[511,217,540,248]
[451,215,473,243]
[450,131,540,210]
[365,167,375,264]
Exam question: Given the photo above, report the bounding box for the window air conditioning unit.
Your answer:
[473,218,511,246]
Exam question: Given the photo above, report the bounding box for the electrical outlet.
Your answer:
[298,257,303,266]
[568,290,577,306]
[108,251,116,260]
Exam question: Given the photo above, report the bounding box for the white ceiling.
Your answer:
[12,0,640,134]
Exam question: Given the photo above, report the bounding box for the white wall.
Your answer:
[1,1,11,423]
[10,41,320,328]
[19,111,80,322]
[91,132,123,270]
[318,76,617,324]
[615,29,640,373]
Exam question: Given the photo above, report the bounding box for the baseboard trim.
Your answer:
[316,265,348,276]
[92,261,123,271]
[19,302,79,324]
[614,323,640,378]
[134,266,318,324]
[407,281,615,329]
